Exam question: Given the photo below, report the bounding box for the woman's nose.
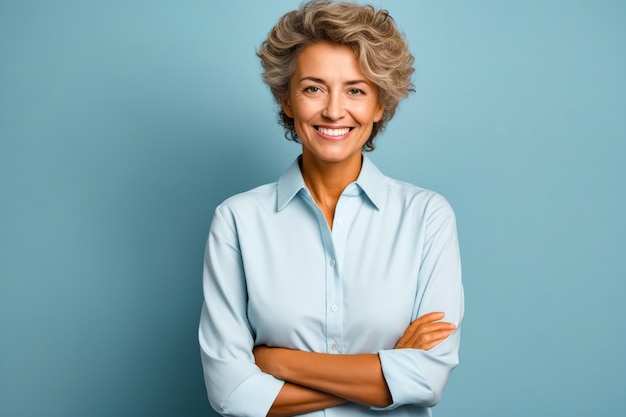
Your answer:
[321,92,345,120]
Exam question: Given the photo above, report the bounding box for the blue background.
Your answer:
[1,1,625,416]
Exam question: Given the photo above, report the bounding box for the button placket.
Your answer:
[324,196,357,355]
[326,253,342,353]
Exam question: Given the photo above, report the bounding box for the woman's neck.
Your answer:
[299,153,363,229]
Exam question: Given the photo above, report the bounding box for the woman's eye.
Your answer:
[348,88,364,95]
[304,86,320,93]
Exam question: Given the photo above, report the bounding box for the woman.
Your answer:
[199,2,464,416]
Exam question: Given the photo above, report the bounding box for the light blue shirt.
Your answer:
[199,155,464,417]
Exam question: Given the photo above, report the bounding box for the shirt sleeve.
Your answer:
[198,205,284,417]
[374,194,464,409]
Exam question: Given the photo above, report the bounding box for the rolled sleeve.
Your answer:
[375,329,460,409]
[198,206,284,417]
[220,373,285,417]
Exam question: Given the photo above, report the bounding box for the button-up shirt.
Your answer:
[199,155,464,417]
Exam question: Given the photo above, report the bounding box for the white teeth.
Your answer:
[318,127,350,137]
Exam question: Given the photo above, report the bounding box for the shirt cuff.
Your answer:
[220,372,285,417]
[371,349,436,411]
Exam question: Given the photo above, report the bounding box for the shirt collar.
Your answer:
[354,155,386,210]
[277,157,307,211]
[276,154,387,211]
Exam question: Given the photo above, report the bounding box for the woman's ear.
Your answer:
[374,102,384,123]
[281,94,294,118]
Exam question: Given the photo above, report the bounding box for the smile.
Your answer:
[315,126,352,137]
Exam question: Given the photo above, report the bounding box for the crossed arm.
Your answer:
[253,312,456,417]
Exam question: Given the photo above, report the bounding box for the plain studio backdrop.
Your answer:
[1,1,624,416]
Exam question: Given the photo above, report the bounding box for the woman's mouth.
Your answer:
[315,126,352,137]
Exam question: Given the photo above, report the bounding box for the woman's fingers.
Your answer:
[405,321,456,344]
[410,312,446,326]
[395,312,456,350]
[405,325,456,348]
[416,331,455,351]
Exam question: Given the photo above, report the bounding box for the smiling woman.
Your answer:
[282,42,384,164]
[198,2,464,417]
[258,1,414,151]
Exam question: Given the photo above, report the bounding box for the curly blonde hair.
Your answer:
[257,0,415,151]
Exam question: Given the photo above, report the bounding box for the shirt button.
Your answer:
[336,218,343,226]
[330,304,338,312]
[331,343,338,352]
[329,259,336,268]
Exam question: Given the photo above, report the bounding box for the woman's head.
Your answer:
[258,0,415,151]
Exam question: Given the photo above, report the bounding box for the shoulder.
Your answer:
[214,182,278,220]
[383,175,455,217]
[382,177,459,246]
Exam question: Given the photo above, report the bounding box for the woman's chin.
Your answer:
[301,140,365,165]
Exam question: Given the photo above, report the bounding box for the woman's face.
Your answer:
[282,42,384,166]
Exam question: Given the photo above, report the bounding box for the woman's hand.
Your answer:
[394,312,456,350]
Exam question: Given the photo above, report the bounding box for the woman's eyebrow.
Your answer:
[345,79,369,86]
[299,76,325,84]
[298,76,369,85]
